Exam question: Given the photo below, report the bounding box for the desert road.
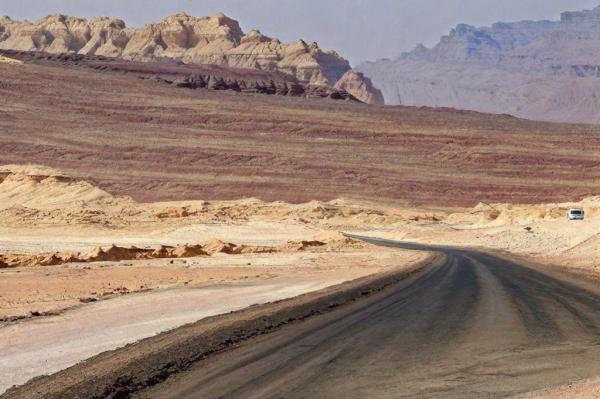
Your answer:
[135,237,600,399]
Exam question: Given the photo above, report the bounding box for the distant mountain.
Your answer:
[355,5,600,123]
[0,12,380,102]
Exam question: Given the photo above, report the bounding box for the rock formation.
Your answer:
[0,12,351,87]
[561,5,600,24]
[0,49,359,101]
[354,5,600,123]
[334,71,384,105]
[0,14,131,57]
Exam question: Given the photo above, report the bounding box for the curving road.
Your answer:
[138,238,600,399]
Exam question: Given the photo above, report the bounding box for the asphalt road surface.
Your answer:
[138,238,600,399]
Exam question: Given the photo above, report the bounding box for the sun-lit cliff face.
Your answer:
[0,12,351,87]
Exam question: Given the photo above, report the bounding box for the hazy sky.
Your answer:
[1,0,599,65]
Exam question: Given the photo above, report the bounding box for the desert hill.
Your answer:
[0,49,358,101]
[355,5,600,123]
[1,59,599,206]
[0,165,403,230]
[1,163,598,278]
[0,12,380,102]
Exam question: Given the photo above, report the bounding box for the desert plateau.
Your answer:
[0,3,599,399]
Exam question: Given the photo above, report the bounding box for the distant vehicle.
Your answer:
[567,208,585,220]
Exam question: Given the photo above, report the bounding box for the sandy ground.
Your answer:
[1,165,599,395]
[0,220,318,254]
[353,199,600,279]
[0,250,422,321]
[0,165,420,325]
[1,164,599,318]
[0,165,433,393]
[0,251,428,394]
[0,55,21,65]
[516,377,600,399]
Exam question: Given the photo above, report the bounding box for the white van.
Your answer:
[567,208,585,220]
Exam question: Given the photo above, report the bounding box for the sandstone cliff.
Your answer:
[0,13,351,87]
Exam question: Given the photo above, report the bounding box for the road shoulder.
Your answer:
[1,253,442,399]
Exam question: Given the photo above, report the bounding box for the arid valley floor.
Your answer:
[0,54,599,398]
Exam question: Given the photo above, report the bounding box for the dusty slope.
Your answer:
[517,378,600,399]
[0,164,115,209]
[0,50,359,102]
[1,61,599,206]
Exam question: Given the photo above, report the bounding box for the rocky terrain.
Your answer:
[355,5,600,123]
[2,58,600,206]
[0,49,358,101]
[334,70,384,105]
[0,13,380,103]
[1,163,599,396]
[0,163,430,393]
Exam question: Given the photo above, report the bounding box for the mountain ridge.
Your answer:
[0,11,377,98]
[355,4,600,122]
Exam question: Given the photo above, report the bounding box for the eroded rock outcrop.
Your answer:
[0,14,131,56]
[334,71,384,105]
[0,49,358,101]
[0,12,351,87]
